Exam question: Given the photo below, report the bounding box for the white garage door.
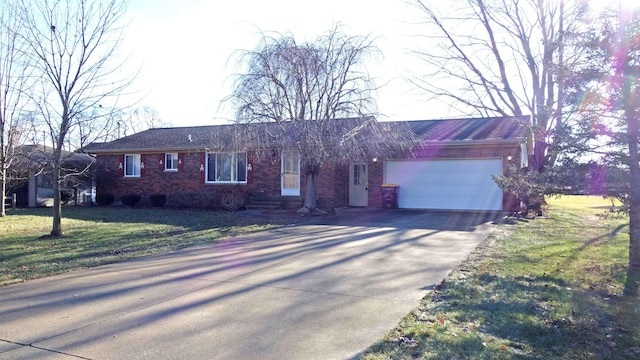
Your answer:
[384,159,503,211]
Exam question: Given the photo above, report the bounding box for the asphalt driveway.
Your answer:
[0,209,501,360]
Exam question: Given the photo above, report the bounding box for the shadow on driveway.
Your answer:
[312,208,504,231]
[0,208,502,359]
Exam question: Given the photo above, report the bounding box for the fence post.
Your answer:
[12,193,16,210]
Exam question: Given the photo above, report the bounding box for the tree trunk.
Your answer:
[50,165,63,237]
[531,139,547,172]
[302,172,318,210]
[0,169,6,217]
[624,112,640,297]
[626,188,640,296]
[621,15,640,293]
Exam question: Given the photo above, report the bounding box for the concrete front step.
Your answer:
[246,202,282,210]
[247,195,304,210]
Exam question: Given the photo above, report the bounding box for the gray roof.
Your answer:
[408,115,529,143]
[14,144,95,168]
[82,116,529,154]
[82,124,246,153]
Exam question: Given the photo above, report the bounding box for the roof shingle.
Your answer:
[83,116,529,153]
[406,115,529,143]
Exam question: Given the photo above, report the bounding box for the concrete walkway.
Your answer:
[0,210,500,360]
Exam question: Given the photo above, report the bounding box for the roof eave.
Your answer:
[85,146,204,154]
[84,144,265,154]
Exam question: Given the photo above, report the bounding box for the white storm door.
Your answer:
[349,162,368,206]
[281,151,300,196]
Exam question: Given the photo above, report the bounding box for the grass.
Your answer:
[363,196,640,359]
[3,197,639,358]
[0,206,306,286]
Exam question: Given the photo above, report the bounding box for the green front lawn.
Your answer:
[3,197,639,358]
[0,206,305,286]
[363,196,640,359]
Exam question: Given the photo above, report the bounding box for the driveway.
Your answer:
[0,209,500,360]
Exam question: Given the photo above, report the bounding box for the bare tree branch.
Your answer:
[20,0,134,236]
[225,25,415,211]
[409,0,588,171]
[0,1,35,216]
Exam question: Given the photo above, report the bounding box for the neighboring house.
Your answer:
[10,145,95,207]
[83,116,530,212]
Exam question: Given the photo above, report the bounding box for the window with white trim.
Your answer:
[124,154,141,177]
[206,152,247,183]
[353,164,366,185]
[165,153,178,171]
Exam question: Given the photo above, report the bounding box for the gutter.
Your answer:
[419,138,527,147]
[83,146,209,155]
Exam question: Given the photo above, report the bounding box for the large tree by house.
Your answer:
[226,26,415,212]
[408,0,590,172]
[20,0,133,236]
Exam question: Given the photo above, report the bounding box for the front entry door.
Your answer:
[349,162,368,206]
[281,151,300,196]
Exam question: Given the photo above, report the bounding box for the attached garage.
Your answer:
[384,158,504,211]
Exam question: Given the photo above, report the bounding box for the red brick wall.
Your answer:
[94,143,522,211]
[249,154,281,196]
[368,159,385,208]
[334,164,350,207]
[317,163,349,209]
[94,151,348,209]
[96,152,228,206]
[249,154,347,209]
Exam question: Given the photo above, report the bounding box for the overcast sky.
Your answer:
[122,0,439,127]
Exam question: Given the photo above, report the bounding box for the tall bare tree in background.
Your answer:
[20,0,133,236]
[0,1,33,217]
[410,0,589,171]
[125,105,171,133]
[226,26,415,212]
[64,105,169,150]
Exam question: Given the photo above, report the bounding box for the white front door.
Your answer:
[281,151,300,196]
[349,162,368,206]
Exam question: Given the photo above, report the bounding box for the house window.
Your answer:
[165,153,178,171]
[124,154,141,177]
[353,164,366,185]
[206,152,247,183]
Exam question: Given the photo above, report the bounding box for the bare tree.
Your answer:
[20,0,133,236]
[226,26,415,211]
[0,1,34,217]
[59,104,167,151]
[71,106,118,150]
[126,105,171,133]
[409,0,589,171]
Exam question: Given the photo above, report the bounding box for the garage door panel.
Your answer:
[399,187,502,210]
[385,159,503,211]
[406,177,496,187]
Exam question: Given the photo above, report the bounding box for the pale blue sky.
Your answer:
[122,0,431,126]
[122,0,617,127]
